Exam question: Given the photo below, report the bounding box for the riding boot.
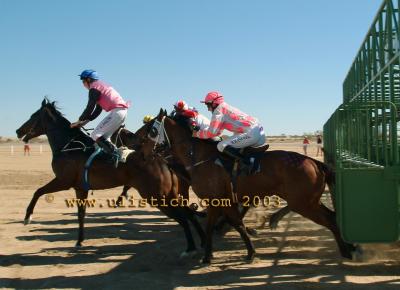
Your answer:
[222,146,253,173]
[96,136,121,168]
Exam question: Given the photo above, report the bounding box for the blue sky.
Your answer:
[0,0,381,137]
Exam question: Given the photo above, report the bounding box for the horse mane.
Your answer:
[43,99,93,142]
[45,101,66,120]
[168,112,219,146]
[169,112,192,134]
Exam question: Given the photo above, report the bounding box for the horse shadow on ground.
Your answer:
[1,211,400,290]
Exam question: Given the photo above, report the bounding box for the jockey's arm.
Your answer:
[78,89,101,122]
[193,109,223,139]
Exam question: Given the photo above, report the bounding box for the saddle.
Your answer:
[215,143,269,177]
[82,125,134,191]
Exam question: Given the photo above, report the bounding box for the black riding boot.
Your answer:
[96,136,120,168]
[222,146,253,173]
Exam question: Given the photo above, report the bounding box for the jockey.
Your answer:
[70,69,130,166]
[173,100,210,131]
[143,115,154,124]
[192,91,265,167]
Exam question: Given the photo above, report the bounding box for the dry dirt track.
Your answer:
[1,143,400,290]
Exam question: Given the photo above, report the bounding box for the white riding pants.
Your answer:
[90,108,127,141]
[217,125,266,152]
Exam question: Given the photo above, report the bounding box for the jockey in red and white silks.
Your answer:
[174,100,210,131]
[193,92,265,153]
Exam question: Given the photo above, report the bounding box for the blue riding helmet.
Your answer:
[79,69,99,80]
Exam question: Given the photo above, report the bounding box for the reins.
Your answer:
[149,115,214,172]
[60,127,94,153]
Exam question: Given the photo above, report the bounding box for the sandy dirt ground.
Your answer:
[1,143,400,289]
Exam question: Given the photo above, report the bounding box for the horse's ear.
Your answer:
[41,98,48,107]
[158,108,164,117]
[128,131,137,139]
[163,109,167,116]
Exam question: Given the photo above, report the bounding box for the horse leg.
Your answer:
[215,204,256,236]
[202,206,222,264]
[223,206,256,261]
[184,207,206,248]
[116,185,130,207]
[294,202,355,259]
[176,216,197,257]
[269,205,291,230]
[239,206,260,236]
[76,190,88,247]
[159,207,197,256]
[24,178,70,224]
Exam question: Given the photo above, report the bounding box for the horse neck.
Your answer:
[168,125,215,169]
[44,115,81,154]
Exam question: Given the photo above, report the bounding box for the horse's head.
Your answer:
[145,108,193,157]
[16,98,70,142]
[110,126,142,149]
[16,99,48,142]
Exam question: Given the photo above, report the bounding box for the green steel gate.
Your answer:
[324,0,400,243]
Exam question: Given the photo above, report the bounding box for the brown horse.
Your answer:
[110,126,193,208]
[139,109,355,263]
[113,120,281,236]
[15,99,205,256]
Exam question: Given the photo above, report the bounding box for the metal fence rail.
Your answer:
[344,0,400,104]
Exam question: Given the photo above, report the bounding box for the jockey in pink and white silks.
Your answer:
[70,69,130,166]
[192,91,265,167]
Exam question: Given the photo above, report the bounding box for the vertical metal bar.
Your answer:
[374,78,380,164]
[381,70,389,166]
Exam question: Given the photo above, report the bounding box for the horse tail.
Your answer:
[318,161,335,188]
[313,159,336,210]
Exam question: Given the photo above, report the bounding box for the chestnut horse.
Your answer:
[15,100,205,255]
[111,120,285,235]
[140,109,355,263]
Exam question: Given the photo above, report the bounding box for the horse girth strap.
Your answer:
[184,140,214,171]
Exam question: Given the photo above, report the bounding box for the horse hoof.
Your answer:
[75,242,82,247]
[180,250,197,259]
[24,217,32,225]
[269,221,278,230]
[201,257,211,264]
[246,227,258,236]
[351,244,363,261]
[246,251,256,262]
[269,215,280,230]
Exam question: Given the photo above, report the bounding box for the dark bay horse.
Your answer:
[16,99,205,256]
[140,109,355,263]
[110,127,194,209]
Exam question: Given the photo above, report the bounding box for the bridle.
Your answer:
[148,116,171,152]
[147,115,214,171]
[23,114,41,140]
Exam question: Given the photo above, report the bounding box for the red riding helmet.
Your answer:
[201,91,224,106]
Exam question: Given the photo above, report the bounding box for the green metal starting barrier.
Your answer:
[324,0,400,243]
